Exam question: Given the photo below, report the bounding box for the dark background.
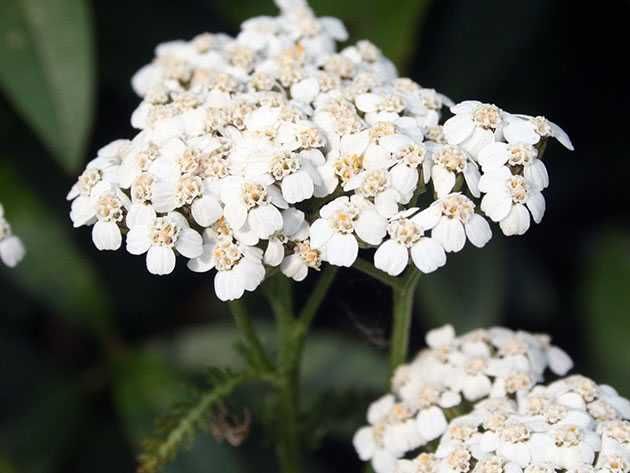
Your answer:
[1,0,628,472]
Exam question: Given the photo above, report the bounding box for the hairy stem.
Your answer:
[264,268,338,473]
[389,269,421,372]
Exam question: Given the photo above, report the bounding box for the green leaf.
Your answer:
[415,242,505,333]
[582,230,630,395]
[0,162,112,336]
[219,0,432,69]
[0,0,95,171]
[112,349,247,473]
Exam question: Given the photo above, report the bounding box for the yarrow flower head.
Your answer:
[0,203,25,268]
[67,0,572,301]
[354,325,575,473]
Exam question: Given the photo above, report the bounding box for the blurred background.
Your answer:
[0,0,628,472]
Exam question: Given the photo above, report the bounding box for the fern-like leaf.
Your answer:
[137,368,249,473]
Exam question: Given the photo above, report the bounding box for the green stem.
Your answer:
[298,265,338,330]
[264,276,301,473]
[263,268,338,473]
[353,257,402,289]
[389,269,421,372]
[228,299,274,372]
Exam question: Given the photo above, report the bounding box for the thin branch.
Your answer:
[352,257,403,290]
[228,299,274,372]
[298,265,337,330]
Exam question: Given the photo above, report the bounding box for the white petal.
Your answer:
[191,195,223,227]
[353,427,376,461]
[0,236,25,267]
[478,142,509,169]
[175,228,203,258]
[325,233,358,267]
[465,214,492,248]
[499,204,530,236]
[368,394,396,424]
[290,78,320,103]
[224,202,248,231]
[126,203,156,228]
[374,240,408,276]
[426,324,455,348]
[432,166,456,198]
[550,120,574,150]
[431,218,466,253]
[341,130,369,156]
[443,114,474,145]
[463,162,481,197]
[526,190,545,224]
[264,238,285,266]
[374,189,400,218]
[236,259,265,291]
[355,93,382,113]
[309,218,335,249]
[503,119,540,145]
[126,226,152,255]
[281,171,314,204]
[187,244,215,273]
[248,205,283,239]
[146,246,176,275]
[390,164,419,197]
[462,128,494,159]
[463,375,493,401]
[410,237,446,273]
[547,346,573,376]
[354,210,387,245]
[416,406,447,441]
[524,160,549,190]
[412,203,441,231]
[281,208,305,237]
[280,254,308,282]
[481,192,513,222]
[214,270,245,302]
[92,220,122,251]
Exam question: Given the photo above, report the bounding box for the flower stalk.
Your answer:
[389,268,421,371]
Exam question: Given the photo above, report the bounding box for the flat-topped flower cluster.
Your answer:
[67,0,573,301]
[354,326,630,473]
[0,203,25,268]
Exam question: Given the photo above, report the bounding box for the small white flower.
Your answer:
[430,145,481,198]
[444,101,505,158]
[379,135,431,200]
[503,115,574,151]
[220,175,287,239]
[344,168,402,218]
[0,204,25,268]
[91,189,130,251]
[149,142,224,227]
[126,211,203,275]
[416,193,492,253]
[479,142,549,191]
[310,195,387,267]
[268,149,325,204]
[374,210,446,276]
[479,167,545,236]
[263,208,309,266]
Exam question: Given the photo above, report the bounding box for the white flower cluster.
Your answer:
[0,203,25,268]
[67,0,572,301]
[354,325,575,473]
[396,376,630,473]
